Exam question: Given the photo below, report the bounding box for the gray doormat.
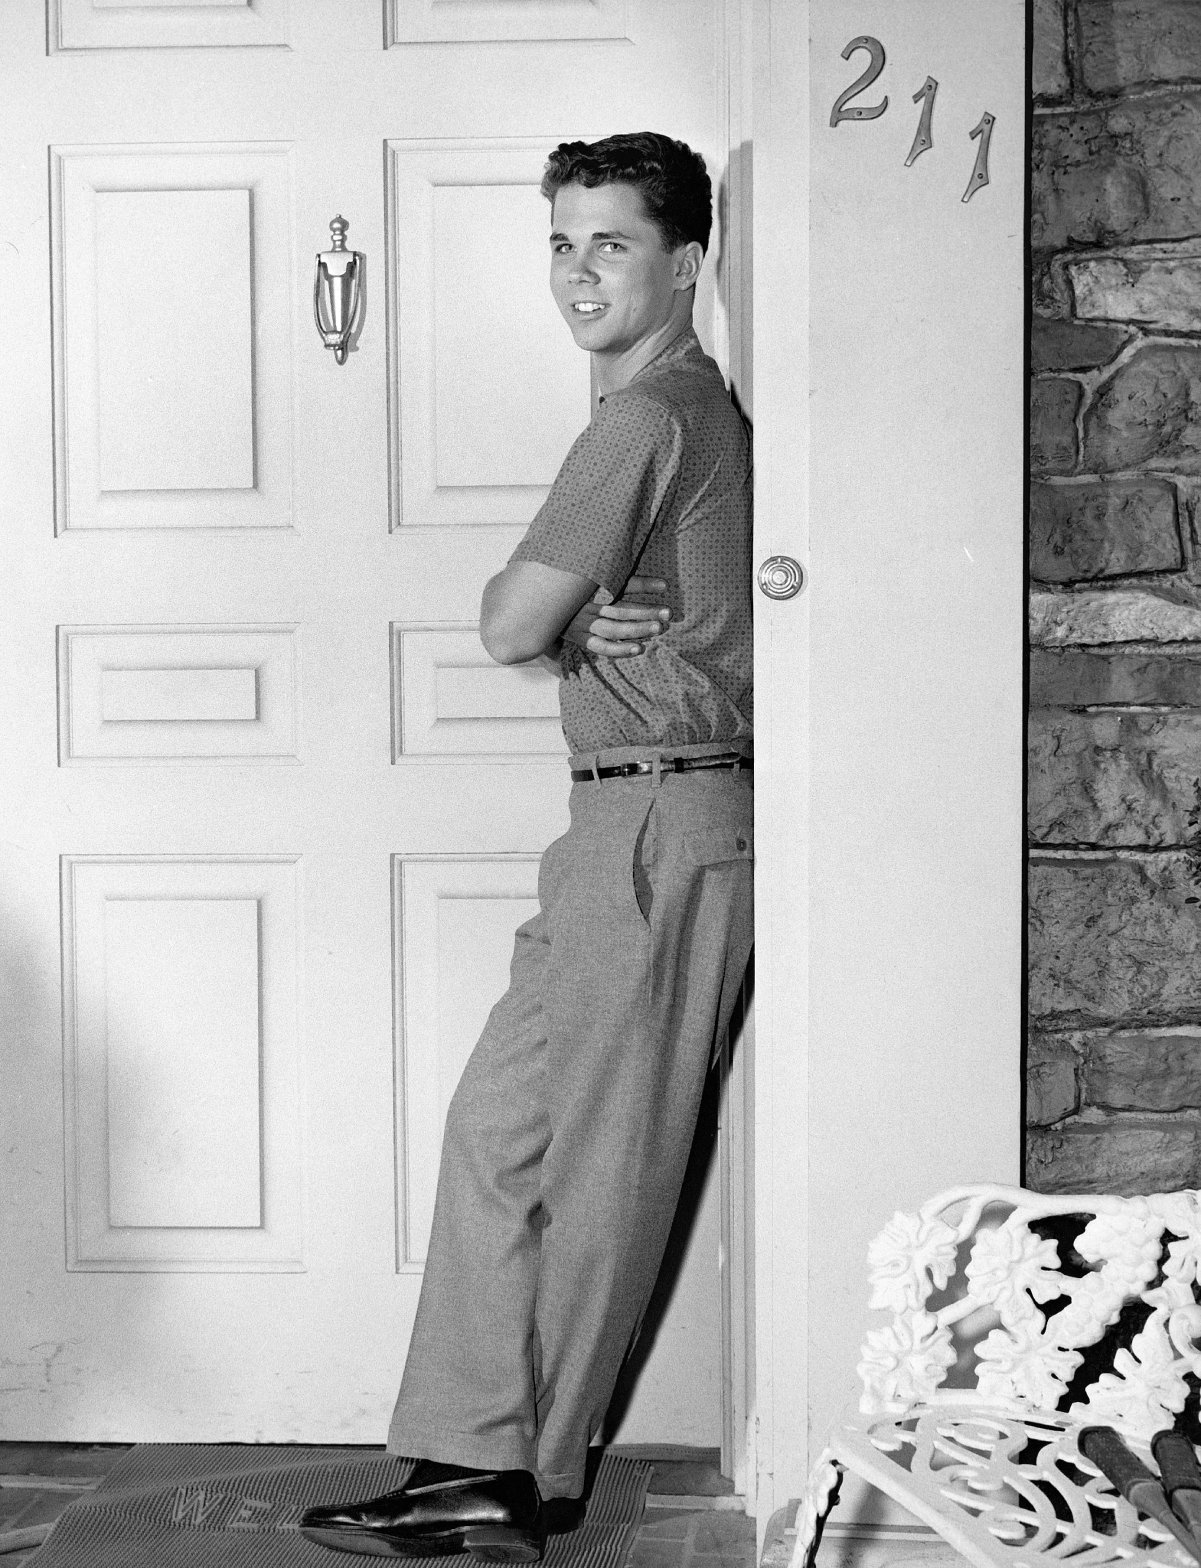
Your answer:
[28,1446,652,1568]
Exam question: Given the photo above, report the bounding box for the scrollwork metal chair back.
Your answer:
[794,1185,1201,1568]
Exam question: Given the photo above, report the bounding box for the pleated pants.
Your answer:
[387,752,754,1499]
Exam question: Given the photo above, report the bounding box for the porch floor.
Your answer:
[0,1443,755,1568]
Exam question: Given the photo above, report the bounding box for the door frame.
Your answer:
[747,0,813,1518]
[716,0,805,1521]
[714,0,750,1500]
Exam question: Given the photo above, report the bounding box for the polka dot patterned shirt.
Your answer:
[510,327,753,754]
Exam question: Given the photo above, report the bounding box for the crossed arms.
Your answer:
[480,562,670,665]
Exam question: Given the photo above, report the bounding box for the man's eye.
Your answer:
[552,243,572,254]
[600,242,624,253]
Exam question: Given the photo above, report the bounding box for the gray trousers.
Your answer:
[387,748,755,1499]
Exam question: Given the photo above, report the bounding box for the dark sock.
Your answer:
[405,1458,504,1489]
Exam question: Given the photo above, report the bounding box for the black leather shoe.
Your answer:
[542,1495,585,1536]
[299,1459,544,1561]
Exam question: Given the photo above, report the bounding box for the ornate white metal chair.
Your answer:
[794,1185,1201,1568]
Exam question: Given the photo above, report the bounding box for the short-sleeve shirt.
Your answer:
[510,327,753,755]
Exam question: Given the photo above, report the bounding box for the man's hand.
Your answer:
[562,577,672,658]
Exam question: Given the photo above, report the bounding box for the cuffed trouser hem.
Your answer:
[534,1465,585,1501]
[385,1428,534,1476]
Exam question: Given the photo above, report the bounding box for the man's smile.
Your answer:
[572,301,608,315]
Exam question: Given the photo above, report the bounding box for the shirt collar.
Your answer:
[632,324,703,381]
[598,325,704,402]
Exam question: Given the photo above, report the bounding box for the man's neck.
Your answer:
[592,309,693,399]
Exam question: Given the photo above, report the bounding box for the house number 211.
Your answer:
[830,36,995,204]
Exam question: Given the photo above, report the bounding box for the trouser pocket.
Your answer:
[682,822,754,866]
[632,808,657,924]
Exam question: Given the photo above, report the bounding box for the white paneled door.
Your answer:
[1,1,737,1448]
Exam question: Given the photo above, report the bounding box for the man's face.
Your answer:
[549,181,688,357]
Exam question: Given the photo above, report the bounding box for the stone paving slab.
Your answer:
[4,1492,86,1533]
[0,1491,37,1529]
[0,1446,130,1480]
[0,1449,132,1565]
[645,1463,734,1499]
[815,1530,961,1568]
[627,1508,756,1568]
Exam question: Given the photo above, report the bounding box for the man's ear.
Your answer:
[672,240,704,291]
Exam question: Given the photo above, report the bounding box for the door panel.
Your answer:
[51,0,291,53]
[387,141,591,529]
[395,854,542,1268]
[62,855,304,1270]
[2,0,733,1451]
[392,625,563,758]
[385,0,629,46]
[52,145,294,532]
[58,626,301,763]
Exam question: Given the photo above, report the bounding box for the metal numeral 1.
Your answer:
[962,112,995,202]
[904,76,938,166]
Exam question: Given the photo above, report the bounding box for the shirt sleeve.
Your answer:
[510,390,682,604]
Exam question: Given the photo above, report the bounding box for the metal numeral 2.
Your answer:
[829,35,888,126]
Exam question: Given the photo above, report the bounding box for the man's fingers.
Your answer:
[589,576,671,634]
[596,602,662,621]
[593,611,666,634]
[587,636,643,657]
[590,620,664,645]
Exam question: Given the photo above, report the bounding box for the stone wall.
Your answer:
[1028,0,1201,1194]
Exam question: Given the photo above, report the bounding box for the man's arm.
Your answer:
[489,393,674,665]
[480,560,600,665]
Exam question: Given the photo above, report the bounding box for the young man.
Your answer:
[301,131,753,1562]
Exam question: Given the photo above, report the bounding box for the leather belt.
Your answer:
[570,752,752,783]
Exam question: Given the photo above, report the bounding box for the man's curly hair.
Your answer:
[541,132,712,254]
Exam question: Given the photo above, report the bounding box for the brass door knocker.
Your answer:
[314,216,363,364]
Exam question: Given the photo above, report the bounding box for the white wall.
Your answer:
[752,0,1026,1523]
